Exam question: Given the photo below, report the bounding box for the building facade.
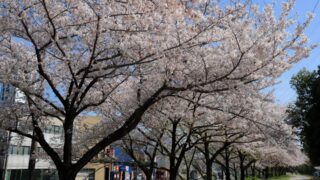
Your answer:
[0,83,16,179]
[0,83,142,180]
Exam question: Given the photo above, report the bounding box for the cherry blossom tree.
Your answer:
[135,94,301,180]
[0,0,313,179]
[193,101,305,180]
[121,129,163,180]
[137,96,206,180]
[230,105,307,180]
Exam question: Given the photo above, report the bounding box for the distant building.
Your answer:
[0,83,142,180]
[0,83,16,179]
[0,113,135,180]
[1,116,105,180]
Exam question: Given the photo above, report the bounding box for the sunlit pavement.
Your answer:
[289,174,312,180]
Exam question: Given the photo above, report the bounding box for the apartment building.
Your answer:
[1,117,107,180]
[0,83,140,180]
[0,83,16,179]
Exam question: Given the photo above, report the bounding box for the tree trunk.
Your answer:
[63,117,74,165]
[186,166,190,180]
[27,131,37,180]
[145,172,152,180]
[206,161,213,180]
[251,163,255,178]
[169,121,177,180]
[239,155,245,180]
[138,166,153,180]
[204,139,213,180]
[274,167,276,176]
[225,149,231,180]
[240,161,245,180]
[59,170,77,180]
[169,169,178,180]
[258,169,261,178]
[265,167,269,179]
[233,163,238,180]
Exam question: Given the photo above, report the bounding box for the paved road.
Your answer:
[289,174,312,180]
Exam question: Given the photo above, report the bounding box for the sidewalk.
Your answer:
[288,174,311,180]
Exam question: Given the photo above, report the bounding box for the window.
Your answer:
[44,125,63,134]
[54,126,60,134]
[44,126,53,134]
[0,83,5,101]
[0,83,15,103]
[8,145,31,155]
[8,145,13,154]
[12,146,17,154]
[23,146,30,155]
[17,146,23,155]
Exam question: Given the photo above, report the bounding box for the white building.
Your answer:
[0,83,95,180]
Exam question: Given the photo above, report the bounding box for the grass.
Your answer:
[245,176,262,180]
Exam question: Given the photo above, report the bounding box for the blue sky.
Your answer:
[253,0,320,104]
